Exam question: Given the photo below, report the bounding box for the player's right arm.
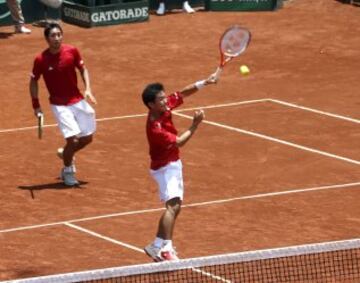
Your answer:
[29,78,42,117]
[29,56,43,117]
[176,110,205,147]
[179,73,218,98]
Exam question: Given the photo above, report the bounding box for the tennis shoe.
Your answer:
[183,1,195,13]
[156,3,165,15]
[15,25,31,34]
[160,247,179,261]
[144,244,162,262]
[61,168,79,186]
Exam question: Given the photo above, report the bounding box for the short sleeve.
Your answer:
[167,92,183,110]
[73,47,85,70]
[31,56,42,81]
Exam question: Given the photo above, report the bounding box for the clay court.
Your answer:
[0,0,360,281]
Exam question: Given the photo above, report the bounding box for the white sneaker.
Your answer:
[15,25,31,34]
[61,168,79,186]
[144,244,162,262]
[160,247,179,261]
[156,2,165,15]
[183,1,195,13]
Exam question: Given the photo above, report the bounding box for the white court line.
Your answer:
[0,100,266,134]
[177,98,269,112]
[1,181,359,234]
[64,222,144,253]
[64,223,232,282]
[173,112,360,165]
[191,268,232,283]
[270,99,360,124]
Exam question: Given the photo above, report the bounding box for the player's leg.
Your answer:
[182,0,195,13]
[156,197,181,260]
[144,198,181,262]
[157,197,181,240]
[72,100,96,148]
[145,160,183,261]
[51,104,81,186]
[62,136,79,167]
[156,0,165,15]
[57,135,93,164]
[6,0,31,33]
[76,135,93,151]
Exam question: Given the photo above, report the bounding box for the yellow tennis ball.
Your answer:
[240,65,250,75]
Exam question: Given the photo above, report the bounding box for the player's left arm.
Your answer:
[79,67,97,104]
[74,47,97,105]
[179,72,218,98]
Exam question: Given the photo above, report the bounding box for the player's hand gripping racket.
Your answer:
[213,25,251,81]
[37,112,44,139]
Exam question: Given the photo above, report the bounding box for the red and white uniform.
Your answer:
[31,44,96,138]
[147,92,184,202]
[31,44,84,106]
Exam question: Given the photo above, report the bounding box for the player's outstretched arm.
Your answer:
[176,110,205,147]
[180,73,218,98]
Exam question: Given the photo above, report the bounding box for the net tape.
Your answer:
[3,238,360,283]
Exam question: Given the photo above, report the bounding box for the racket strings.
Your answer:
[221,28,250,57]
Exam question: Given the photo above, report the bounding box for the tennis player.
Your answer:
[142,73,216,261]
[29,23,97,186]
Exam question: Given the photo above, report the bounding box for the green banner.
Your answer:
[62,0,149,27]
[206,0,278,11]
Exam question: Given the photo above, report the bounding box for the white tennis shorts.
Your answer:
[150,160,184,202]
[51,99,96,139]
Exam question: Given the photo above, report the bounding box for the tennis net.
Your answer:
[4,238,360,283]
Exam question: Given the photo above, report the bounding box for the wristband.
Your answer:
[32,98,40,109]
[195,80,206,90]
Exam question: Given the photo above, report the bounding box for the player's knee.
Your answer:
[81,135,93,146]
[86,135,93,144]
[166,197,182,216]
[66,137,79,148]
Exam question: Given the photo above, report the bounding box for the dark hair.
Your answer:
[44,22,63,38]
[142,83,164,108]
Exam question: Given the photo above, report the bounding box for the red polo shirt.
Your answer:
[31,44,84,106]
[146,92,184,170]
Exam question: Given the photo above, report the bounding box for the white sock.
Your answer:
[162,240,173,250]
[153,237,164,248]
[64,166,73,173]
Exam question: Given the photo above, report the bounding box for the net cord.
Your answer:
[3,238,360,283]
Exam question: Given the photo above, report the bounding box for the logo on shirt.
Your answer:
[48,66,54,71]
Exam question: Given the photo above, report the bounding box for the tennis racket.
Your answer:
[213,25,251,81]
[37,112,44,139]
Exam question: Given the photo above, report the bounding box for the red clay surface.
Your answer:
[1,0,360,280]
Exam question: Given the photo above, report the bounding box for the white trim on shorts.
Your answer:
[51,99,96,139]
[150,159,184,202]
